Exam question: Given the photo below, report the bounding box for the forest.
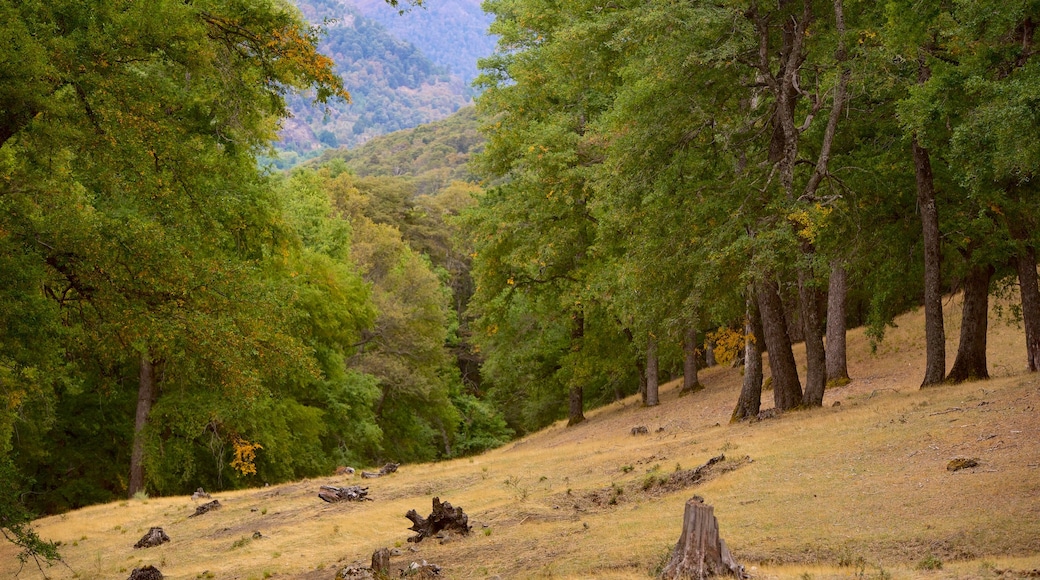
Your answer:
[2,0,1040,570]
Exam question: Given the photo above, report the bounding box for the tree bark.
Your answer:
[1016,246,1040,372]
[704,340,716,368]
[799,268,827,407]
[825,260,850,383]
[129,352,155,498]
[913,139,946,386]
[567,310,586,426]
[945,263,994,383]
[682,326,704,393]
[660,498,745,580]
[756,278,803,411]
[732,290,763,422]
[645,334,660,406]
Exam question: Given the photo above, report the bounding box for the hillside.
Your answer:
[310,106,482,194]
[5,297,1039,579]
[275,0,479,159]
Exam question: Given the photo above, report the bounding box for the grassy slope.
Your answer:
[5,296,1039,580]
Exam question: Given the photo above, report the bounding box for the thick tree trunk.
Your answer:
[660,498,745,580]
[567,310,586,426]
[1016,246,1040,372]
[732,291,763,422]
[799,268,827,407]
[825,260,850,383]
[645,335,660,406]
[946,263,994,383]
[704,340,716,368]
[913,137,946,386]
[129,353,155,498]
[756,278,803,411]
[682,326,704,393]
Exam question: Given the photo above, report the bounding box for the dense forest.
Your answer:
[464,0,1040,430]
[3,0,1040,570]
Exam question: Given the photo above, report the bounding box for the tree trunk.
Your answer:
[129,353,155,498]
[799,268,827,407]
[567,310,586,426]
[825,260,850,383]
[945,263,994,383]
[682,326,704,393]
[645,335,660,406]
[1016,246,1040,372]
[913,138,946,386]
[704,340,716,368]
[756,278,803,411]
[660,498,745,580]
[732,290,763,422]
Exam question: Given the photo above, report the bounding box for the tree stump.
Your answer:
[319,485,371,502]
[189,499,221,517]
[371,547,391,576]
[127,565,163,580]
[133,527,170,549]
[405,497,471,543]
[660,498,745,579]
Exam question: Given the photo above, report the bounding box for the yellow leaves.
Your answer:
[787,204,833,244]
[507,276,515,285]
[230,436,263,477]
[486,323,499,336]
[707,327,748,366]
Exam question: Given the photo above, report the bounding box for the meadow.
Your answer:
[4,296,1039,580]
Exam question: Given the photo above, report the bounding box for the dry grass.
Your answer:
[4,294,1040,580]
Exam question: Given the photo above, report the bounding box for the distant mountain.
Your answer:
[348,0,495,84]
[275,0,495,164]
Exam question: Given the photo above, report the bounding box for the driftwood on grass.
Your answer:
[133,527,170,549]
[402,561,441,578]
[319,485,371,503]
[405,497,471,543]
[188,499,221,517]
[660,498,745,580]
[127,565,164,580]
[361,462,400,479]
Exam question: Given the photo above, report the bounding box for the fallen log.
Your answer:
[133,527,170,549]
[362,462,400,479]
[188,499,221,517]
[660,498,745,580]
[319,485,371,503]
[405,497,471,543]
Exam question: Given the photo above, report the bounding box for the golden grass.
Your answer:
[4,294,1039,579]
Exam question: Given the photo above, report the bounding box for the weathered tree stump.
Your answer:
[362,462,400,479]
[660,498,745,580]
[319,485,371,502]
[188,499,221,517]
[133,527,170,549]
[371,547,391,576]
[405,497,471,543]
[127,565,163,580]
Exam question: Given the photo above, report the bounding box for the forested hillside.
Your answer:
[348,0,495,83]
[464,0,1040,433]
[5,0,1040,573]
[275,0,481,161]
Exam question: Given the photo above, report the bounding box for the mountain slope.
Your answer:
[6,297,1039,579]
[277,0,477,158]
